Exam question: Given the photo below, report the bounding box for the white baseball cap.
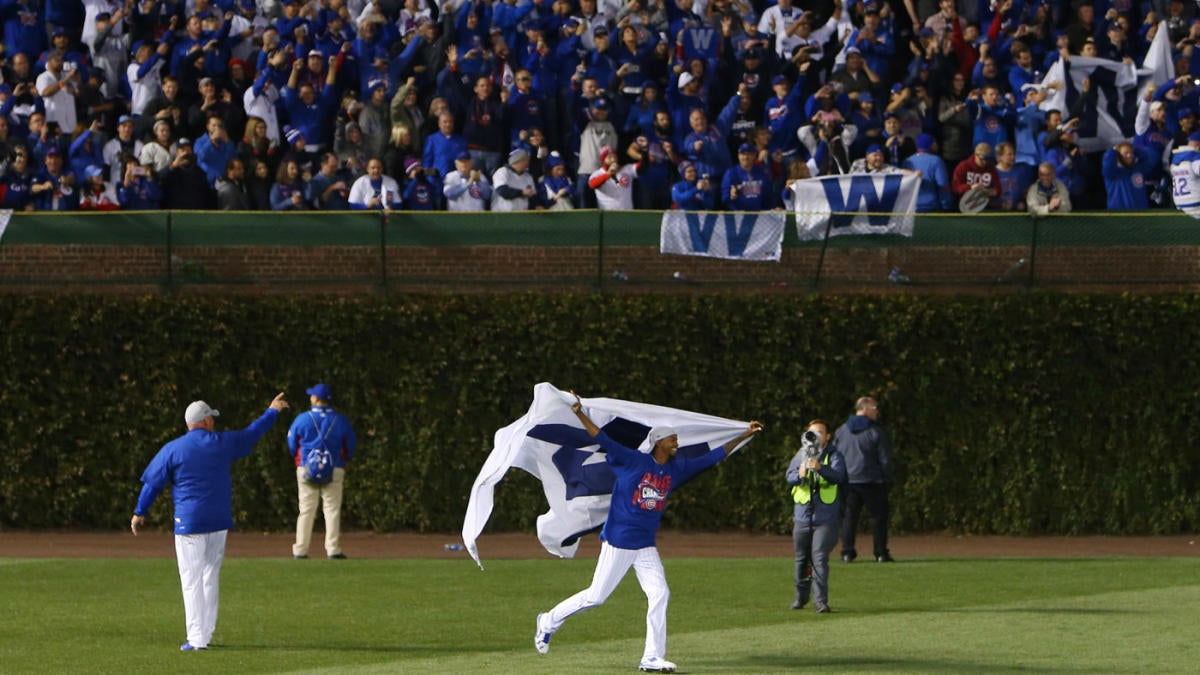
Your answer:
[184,401,220,425]
[647,426,678,447]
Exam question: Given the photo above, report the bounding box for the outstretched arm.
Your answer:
[569,390,600,436]
[723,421,764,454]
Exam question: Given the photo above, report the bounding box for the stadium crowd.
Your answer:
[0,0,1195,213]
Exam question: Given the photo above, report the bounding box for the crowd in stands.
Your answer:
[0,0,1195,213]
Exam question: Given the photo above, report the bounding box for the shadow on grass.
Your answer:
[211,644,462,655]
[696,654,1103,673]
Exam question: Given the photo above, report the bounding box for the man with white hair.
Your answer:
[131,392,290,651]
[534,391,762,674]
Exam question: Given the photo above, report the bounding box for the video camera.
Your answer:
[799,428,821,463]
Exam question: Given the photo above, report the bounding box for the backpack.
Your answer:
[301,412,335,484]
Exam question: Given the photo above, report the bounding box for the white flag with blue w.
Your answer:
[659,211,785,261]
[462,383,751,569]
[792,173,920,241]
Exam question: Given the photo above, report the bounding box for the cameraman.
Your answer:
[785,420,846,614]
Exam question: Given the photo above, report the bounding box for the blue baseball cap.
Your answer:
[306,383,333,400]
[866,143,882,155]
[737,143,755,153]
[1189,131,1200,143]
[859,92,874,103]
[916,133,935,151]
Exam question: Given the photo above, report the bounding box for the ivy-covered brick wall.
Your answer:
[2,293,1197,535]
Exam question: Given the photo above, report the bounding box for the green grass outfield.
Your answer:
[2,555,1198,674]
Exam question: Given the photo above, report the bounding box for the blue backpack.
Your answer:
[301,412,335,484]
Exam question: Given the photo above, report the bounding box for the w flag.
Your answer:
[1040,55,1144,153]
[462,383,751,569]
[659,211,785,261]
[792,173,920,241]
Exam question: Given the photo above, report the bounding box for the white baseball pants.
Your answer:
[174,529,227,648]
[544,542,670,662]
[294,467,345,557]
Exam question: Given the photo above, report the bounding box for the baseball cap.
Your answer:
[594,25,609,37]
[508,147,529,164]
[646,426,678,449]
[742,11,757,24]
[306,383,333,400]
[678,72,695,89]
[0,84,11,95]
[84,165,103,179]
[1190,131,1200,143]
[177,137,192,146]
[184,400,220,425]
[891,82,905,94]
[916,133,935,151]
[118,114,134,124]
[1179,107,1193,121]
[737,142,755,154]
[772,74,788,86]
[131,40,146,53]
[744,48,762,60]
[455,151,471,161]
[678,159,694,174]
[590,96,610,110]
[546,151,564,168]
[1150,100,1166,112]
[866,143,882,155]
[859,92,874,103]
[599,144,614,162]
[845,46,861,55]
[45,147,60,156]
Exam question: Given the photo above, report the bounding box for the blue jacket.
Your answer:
[282,84,338,148]
[902,151,953,212]
[423,132,468,178]
[287,406,356,468]
[786,445,847,527]
[594,431,727,550]
[721,163,773,211]
[832,415,892,484]
[135,408,280,535]
[1103,146,1156,210]
[194,134,238,187]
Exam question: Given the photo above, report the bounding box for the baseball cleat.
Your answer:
[534,612,551,654]
[179,642,207,651]
[638,656,676,672]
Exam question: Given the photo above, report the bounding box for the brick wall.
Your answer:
[2,244,1198,291]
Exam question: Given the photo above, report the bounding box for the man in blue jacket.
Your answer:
[131,392,290,651]
[833,395,894,563]
[288,383,357,560]
[1103,141,1158,210]
[535,391,762,673]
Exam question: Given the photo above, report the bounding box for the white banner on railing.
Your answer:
[659,211,784,261]
[792,173,920,241]
[0,209,12,243]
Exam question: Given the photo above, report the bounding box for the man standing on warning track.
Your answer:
[288,383,356,560]
[131,392,289,651]
[534,391,763,673]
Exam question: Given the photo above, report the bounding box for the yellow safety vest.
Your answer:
[792,451,838,505]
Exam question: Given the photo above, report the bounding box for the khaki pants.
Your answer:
[294,466,345,557]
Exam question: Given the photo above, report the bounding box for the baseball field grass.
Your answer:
[3,554,1198,674]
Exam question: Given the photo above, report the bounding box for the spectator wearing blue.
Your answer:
[0,147,34,211]
[1135,99,1174,204]
[31,147,77,211]
[671,160,715,210]
[275,0,310,47]
[307,152,351,210]
[37,27,90,81]
[538,151,573,210]
[2,0,47,65]
[625,115,676,211]
[507,69,547,146]
[993,142,1032,211]
[849,91,882,159]
[1013,85,1052,170]
[169,14,208,77]
[1102,141,1158,210]
[681,93,740,180]
[282,55,340,153]
[722,143,774,211]
[1042,118,1087,200]
[117,155,163,210]
[194,117,238,186]
[667,71,706,146]
[67,118,105,182]
[966,84,1015,149]
[848,5,895,79]
[763,74,809,163]
[622,81,665,138]
[423,112,467,178]
[269,159,309,210]
[401,157,441,210]
[1008,44,1039,96]
[463,76,508,177]
[902,133,953,212]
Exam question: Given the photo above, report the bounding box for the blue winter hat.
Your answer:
[306,383,333,400]
[546,151,564,168]
[284,125,303,144]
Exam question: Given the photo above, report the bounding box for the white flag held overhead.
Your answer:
[461,383,751,569]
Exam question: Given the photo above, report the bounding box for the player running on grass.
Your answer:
[534,391,762,673]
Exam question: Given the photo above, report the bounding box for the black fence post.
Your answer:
[811,216,835,291]
[379,209,388,291]
[596,209,605,293]
[1026,213,1040,288]
[164,211,174,290]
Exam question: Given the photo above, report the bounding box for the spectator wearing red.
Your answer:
[952,142,1000,211]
